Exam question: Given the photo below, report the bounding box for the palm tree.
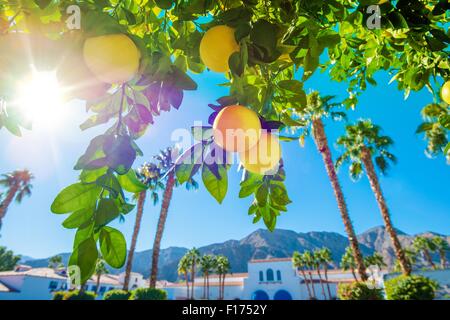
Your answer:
[149,148,199,288]
[303,251,317,299]
[200,254,217,300]
[178,254,190,299]
[394,248,418,273]
[432,237,449,269]
[94,259,109,294]
[364,253,387,270]
[341,246,358,281]
[48,255,64,270]
[336,120,411,276]
[187,248,201,299]
[292,251,313,300]
[123,164,161,291]
[0,170,33,230]
[413,236,437,269]
[294,93,367,281]
[313,249,327,300]
[216,255,230,300]
[318,248,333,299]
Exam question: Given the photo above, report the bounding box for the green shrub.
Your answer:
[103,289,132,300]
[63,290,96,300]
[52,291,66,300]
[338,282,384,300]
[130,288,167,300]
[384,275,438,300]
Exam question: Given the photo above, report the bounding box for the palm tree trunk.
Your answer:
[95,274,101,294]
[323,265,333,300]
[312,119,367,281]
[308,271,316,298]
[185,271,190,299]
[316,267,327,300]
[299,269,312,299]
[222,273,226,300]
[350,268,358,282]
[149,171,176,288]
[361,148,411,276]
[206,272,210,300]
[123,191,147,290]
[191,263,196,299]
[203,274,206,299]
[423,250,436,269]
[439,251,447,269]
[0,184,19,229]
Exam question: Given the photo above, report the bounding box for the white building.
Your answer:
[0,265,123,300]
[162,258,357,300]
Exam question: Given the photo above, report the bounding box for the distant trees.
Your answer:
[0,246,20,271]
[48,255,64,270]
[178,250,230,300]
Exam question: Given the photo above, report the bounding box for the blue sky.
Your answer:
[0,67,449,259]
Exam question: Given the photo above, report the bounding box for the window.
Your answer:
[48,281,58,291]
[276,270,282,281]
[266,269,274,282]
[60,282,67,290]
[99,286,106,294]
[91,285,97,292]
[259,271,264,282]
[108,287,114,291]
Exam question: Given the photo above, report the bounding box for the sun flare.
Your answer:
[16,70,67,131]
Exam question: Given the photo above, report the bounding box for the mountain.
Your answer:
[22,226,449,282]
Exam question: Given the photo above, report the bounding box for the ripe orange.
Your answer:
[441,81,450,105]
[200,25,240,73]
[83,34,141,84]
[213,105,261,153]
[240,132,282,175]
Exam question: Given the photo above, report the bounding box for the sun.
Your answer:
[15,70,67,131]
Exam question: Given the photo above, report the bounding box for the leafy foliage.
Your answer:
[62,290,97,300]
[384,275,439,300]
[337,282,384,300]
[0,0,448,283]
[130,287,168,300]
[103,289,131,300]
[51,291,66,300]
[0,246,20,271]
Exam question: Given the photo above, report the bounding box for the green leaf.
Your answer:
[117,170,147,193]
[95,198,120,227]
[155,0,174,9]
[34,0,52,9]
[69,237,98,284]
[62,208,94,229]
[51,183,101,214]
[99,227,127,269]
[202,165,228,204]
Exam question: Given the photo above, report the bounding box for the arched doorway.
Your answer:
[252,290,270,300]
[273,290,293,300]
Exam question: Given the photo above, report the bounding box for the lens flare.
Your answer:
[16,70,66,130]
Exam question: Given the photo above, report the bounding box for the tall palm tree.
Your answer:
[303,251,317,299]
[187,248,201,300]
[413,236,437,269]
[318,248,333,299]
[123,164,161,291]
[200,254,217,300]
[149,148,199,288]
[94,258,109,294]
[0,170,33,230]
[294,93,367,281]
[216,255,230,300]
[292,251,313,300]
[313,249,327,300]
[336,120,411,276]
[432,237,449,269]
[394,248,418,273]
[341,246,358,281]
[178,254,190,299]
